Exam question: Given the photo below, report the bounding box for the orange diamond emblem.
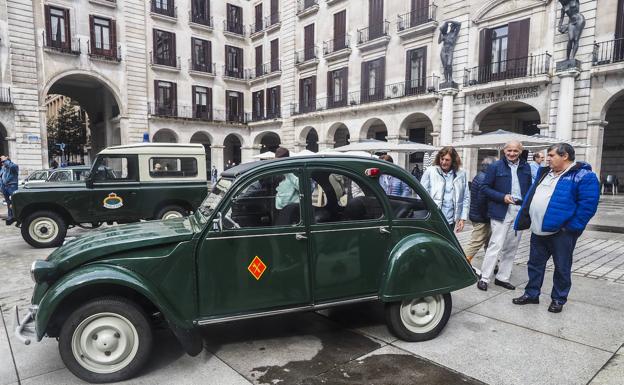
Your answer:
[248,256,267,280]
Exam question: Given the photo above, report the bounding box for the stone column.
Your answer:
[586,119,607,178]
[439,88,458,146]
[555,68,580,140]
[386,135,405,169]
[211,145,225,177]
[241,145,260,163]
[317,141,332,152]
[537,123,550,137]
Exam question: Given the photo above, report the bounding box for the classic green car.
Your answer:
[12,143,208,248]
[15,155,476,383]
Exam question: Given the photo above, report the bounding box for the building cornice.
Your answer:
[472,0,551,25]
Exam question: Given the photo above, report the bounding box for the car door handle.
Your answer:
[295,233,308,241]
[379,226,391,234]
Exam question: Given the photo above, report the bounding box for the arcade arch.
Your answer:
[190,131,212,175]
[224,134,242,168]
[602,92,624,184]
[361,118,388,141]
[153,128,178,143]
[255,131,281,153]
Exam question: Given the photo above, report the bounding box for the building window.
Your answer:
[270,39,279,72]
[225,45,243,78]
[191,0,210,24]
[361,58,385,103]
[252,90,264,120]
[299,76,316,113]
[45,6,71,50]
[406,47,426,93]
[193,86,212,120]
[192,38,211,72]
[254,3,263,33]
[153,29,176,67]
[267,86,281,118]
[152,0,175,17]
[478,19,529,82]
[226,4,243,34]
[491,26,508,73]
[328,68,348,108]
[155,81,177,116]
[90,16,117,58]
[226,91,244,122]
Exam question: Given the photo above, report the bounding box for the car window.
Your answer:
[379,173,429,220]
[93,156,138,182]
[149,157,198,178]
[223,172,301,230]
[309,171,384,224]
[74,169,89,181]
[49,171,70,182]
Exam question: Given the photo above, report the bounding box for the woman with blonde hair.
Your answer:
[420,146,470,232]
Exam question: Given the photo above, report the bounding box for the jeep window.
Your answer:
[309,171,384,223]
[379,173,429,220]
[149,157,198,178]
[92,156,138,182]
[223,172,302,229]
[48,170,71,182]
[196,177,233,222]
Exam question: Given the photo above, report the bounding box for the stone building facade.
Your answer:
[0,0,623,183]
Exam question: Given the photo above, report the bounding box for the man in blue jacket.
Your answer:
[1,155,19,225]
[477,141,532,291]
[512,143,599,313]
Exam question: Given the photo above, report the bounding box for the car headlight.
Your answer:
[30,260,56,284]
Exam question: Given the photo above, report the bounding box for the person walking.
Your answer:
[463,156,497,265]
[420,146,470,233]
[411,164,423,181]
[211,165,218,184]
[529,151,545,181]
[477,141,532,291]
[512,143,599,313]
[1,155,19,225]
[379,154,412,197]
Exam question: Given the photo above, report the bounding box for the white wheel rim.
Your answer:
[71,313,139,374]
[161,210,183,220]
[28,217,59,243]
[399,295,445,334]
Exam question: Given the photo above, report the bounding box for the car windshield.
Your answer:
[194,178,233,224]
[28,171,48,181]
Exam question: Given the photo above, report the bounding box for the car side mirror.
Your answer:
[212,212,223,232]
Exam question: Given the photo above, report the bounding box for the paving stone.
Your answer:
[588,346,624,385]
[0,307,18,385]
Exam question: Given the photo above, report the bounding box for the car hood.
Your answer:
[45,218,195,272]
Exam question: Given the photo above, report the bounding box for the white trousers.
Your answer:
[480,205,523,283]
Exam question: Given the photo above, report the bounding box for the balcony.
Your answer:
[42,32,81,56]
[188,60,216,78]
[150,1,177,22]
[223,20,246,39]
[295,47,319,70]
[0,88,12,105]
[397,5,438,39]
[150,52,181,72]
[189,12,213,32]
[357,21,390,51]
[591,38,624,76]
[323,35,351,62]
[297,0,319,18]
[87,42,122,63]
[326,0,346,5]
[246,60,282,83]
[290,76,439,116]
[265,13,281,33]
[249,20,265,39]
[148,103,226,122]
[463,53,551,89]
[250,110,282,123]
[222,65,247,82]
[226,112,251,124]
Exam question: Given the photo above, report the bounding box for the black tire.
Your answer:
[155,205,187,220]
[58,297,153,383]
[21,210,67,248]
[385,293,452,342]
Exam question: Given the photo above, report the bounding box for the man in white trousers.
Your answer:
[477,141,533,291]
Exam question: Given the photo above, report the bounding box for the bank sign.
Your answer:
[471,86,540,105]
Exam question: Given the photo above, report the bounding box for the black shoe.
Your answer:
[512,294,540,305]
[494,279,516,290]
[5,218,15,226]
[477,280,488,291]
[548,301,564,313]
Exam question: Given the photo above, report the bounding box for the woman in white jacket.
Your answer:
[421,146,470,232]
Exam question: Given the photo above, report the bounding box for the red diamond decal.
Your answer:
[248,256,267,280]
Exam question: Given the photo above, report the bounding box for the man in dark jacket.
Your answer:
[1,155,19,225]
[477,141,532,291]
[463,156,497,264]
[512,143,599,313]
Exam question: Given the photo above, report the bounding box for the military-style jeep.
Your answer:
[16,155,476,383]
[12,143,208,248]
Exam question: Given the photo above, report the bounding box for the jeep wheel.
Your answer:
[385,293,452,342]
[21,211,67,248]
[59,298,153,383]
[156,205,187,220]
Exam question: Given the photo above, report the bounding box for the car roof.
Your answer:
[221,155,398,178]
[99,143,206,156]
[52,166,90,171]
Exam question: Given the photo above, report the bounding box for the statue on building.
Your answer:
[439,21,461,87]
[558,0,585,61]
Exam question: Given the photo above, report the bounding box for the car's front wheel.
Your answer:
[58,297,153,383]
[156,205,187,220]
[21,210,67,248]
[385,293,452,342]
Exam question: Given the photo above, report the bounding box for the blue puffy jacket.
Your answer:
[514,162,600,233]
[1,160,18,186]
[482,159,532,221]
[469,171,488,223]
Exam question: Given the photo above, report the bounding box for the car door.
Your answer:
[306,167,391,302]
[197,168,312,318]
[89,155,142,222]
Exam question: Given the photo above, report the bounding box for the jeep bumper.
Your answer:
[13,305,37,345]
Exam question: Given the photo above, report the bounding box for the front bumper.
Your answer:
[13,305,37,345]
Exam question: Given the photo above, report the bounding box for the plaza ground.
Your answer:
[0,197,623,385]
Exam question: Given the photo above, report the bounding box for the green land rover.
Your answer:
[15,155,476,383]
[11,143,209,248]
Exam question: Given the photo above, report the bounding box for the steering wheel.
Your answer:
[223,213,241,229]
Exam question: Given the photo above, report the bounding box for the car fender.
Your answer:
[36,264,202,355]
[379,233,477,302]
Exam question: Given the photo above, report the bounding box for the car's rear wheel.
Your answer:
[21,210,67,248]
[59,297,153,383]
[385,293,452,342]
[156,205,187,220]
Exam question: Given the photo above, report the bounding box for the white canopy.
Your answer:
[332,139,437,153]
[290,149,316,157]
[450,129,588,149]
[253,151,275,159]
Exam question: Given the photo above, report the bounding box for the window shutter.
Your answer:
[154,80,160,108]
[361,61,369,99]
[421,46,428,88]
[255,4,262,31]
[299,78,304,108]
[304,24,314,59]
[271,39,279,71]
[341,68,348,105]
[378,57,385,96]
[192,85,197,116]
[206,40,212,69]
[171,33,177,67]
[152,29,158,63]
[311,76,317,106]
[208,88,213,119]
[110,19,117,58]
[172,82,178,115]
[478,28,493,67]
[89,15,96,53]
[327,71,333,108]
[238,91,244,121]
[508,19,530,76]
[255,45,263,73]
[44,5,51,46]
[405,49,411,86]
[64,8,71,50]
[334,11,346,48]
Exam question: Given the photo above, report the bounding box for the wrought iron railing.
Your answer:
[223,20,245,36]
[323,34,350,55]
[297,0,318,14]
[189,11,213,28]
[592,38,624,66]
[246,60,281,79]
[265,13,280,28]
[87,41,121,62]
[357,20,390,44]
[0,88,12,105]
[397,5,437,31]
[226,112,250,124]
[42,32,81,55]
[150,52,181,69]
[250,20,264,35]
[295,46,318,64]
[151,0,176,18]
[290,76,439,115]
[148,103,227,121]
[222,65,245,79]
[463,53,551,86]
[189,60,215,74]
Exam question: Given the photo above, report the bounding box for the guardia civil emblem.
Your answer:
[103,193,124,209]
